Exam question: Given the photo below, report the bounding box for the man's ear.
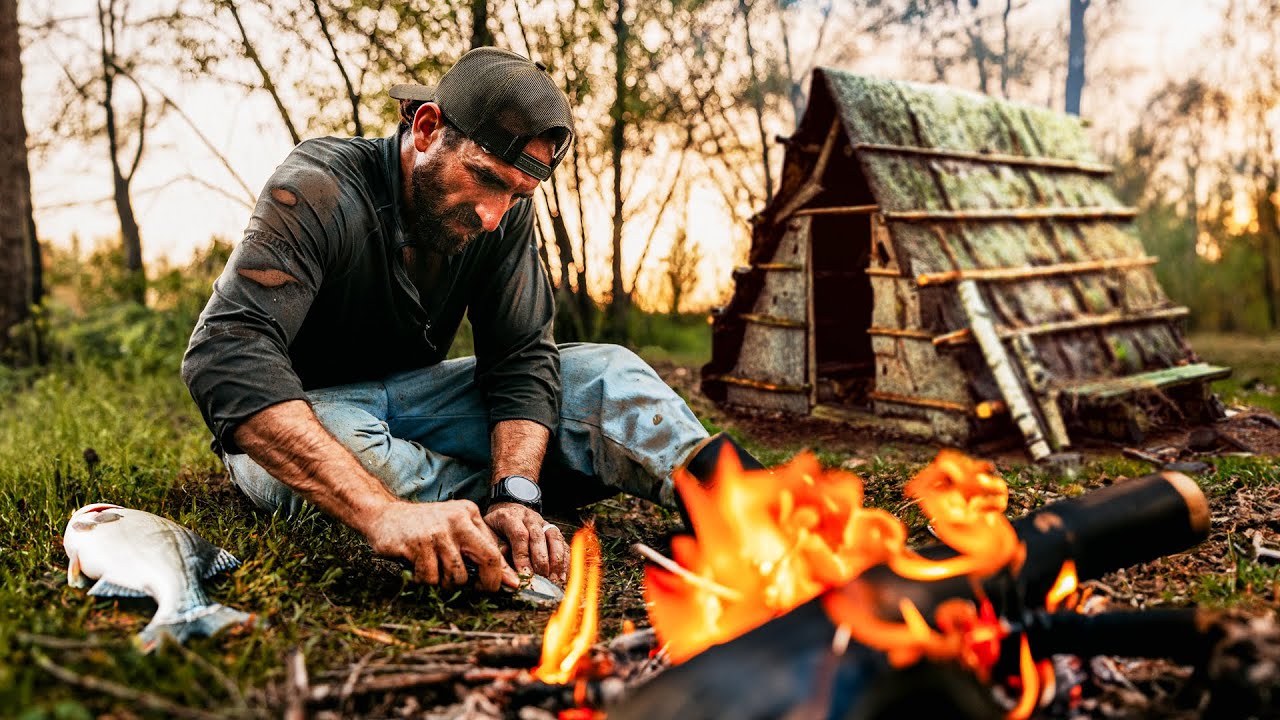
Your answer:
[412,102,445,153]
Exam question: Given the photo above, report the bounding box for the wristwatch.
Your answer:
[489,475,542,513]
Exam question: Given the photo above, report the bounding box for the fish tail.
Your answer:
[134,604,261,652]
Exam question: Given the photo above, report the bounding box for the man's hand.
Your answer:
[483,502,570,585]
[364,499,520,592]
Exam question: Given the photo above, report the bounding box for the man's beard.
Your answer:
[407,157,483,256]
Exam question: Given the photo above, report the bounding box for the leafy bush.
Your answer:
[36,237,233,378]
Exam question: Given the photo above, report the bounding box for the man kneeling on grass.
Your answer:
[181,48,732,593]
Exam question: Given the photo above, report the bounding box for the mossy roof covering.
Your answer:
[786,70,1190,381]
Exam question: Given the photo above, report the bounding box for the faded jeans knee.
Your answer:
[224,402,413,517]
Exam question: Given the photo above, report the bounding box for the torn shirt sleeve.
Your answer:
[467,198,561,433]
[182,148,354,454]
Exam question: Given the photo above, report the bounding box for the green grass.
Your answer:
[3,326,1278,717]
[0,363,546,718]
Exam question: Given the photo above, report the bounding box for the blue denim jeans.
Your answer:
[223,343,708,516]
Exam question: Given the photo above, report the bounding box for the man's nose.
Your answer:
[475,199,505,232]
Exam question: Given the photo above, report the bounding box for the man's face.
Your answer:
[406,127,553,256]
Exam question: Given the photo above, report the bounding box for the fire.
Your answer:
[534,527,602,684]
[537,449,1090,717]
[1045,559,1079,613]
[645,449,894,662]
[644,448,1025,665]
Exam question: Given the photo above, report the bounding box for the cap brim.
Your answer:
[389,83,435,102]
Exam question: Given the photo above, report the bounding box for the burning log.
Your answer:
[613,471,1210,720]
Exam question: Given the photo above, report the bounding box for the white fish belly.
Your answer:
[67,510,201,621]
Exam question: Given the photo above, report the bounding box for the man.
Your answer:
[181,48,719,594]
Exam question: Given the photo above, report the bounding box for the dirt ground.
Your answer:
[649,361,1280,463]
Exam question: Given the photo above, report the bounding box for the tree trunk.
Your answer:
[1065,0,1089,115]
[1258,176,1280,330]
[25,159,41,309]
[606,0,629,342]
[0,0,34,359]
[99,0,145,303]
[470,0,492,48]
[999,0,1012,97]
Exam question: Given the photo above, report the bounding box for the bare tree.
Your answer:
[738,0,773,204]
[212,0,302,145]
[68,0,157,304]
[308,0,363,136]
[0,0,37,358]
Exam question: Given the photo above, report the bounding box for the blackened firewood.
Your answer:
[1006,608,1215,666]
[475,641,543,669]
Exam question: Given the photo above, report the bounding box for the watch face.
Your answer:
[505,475,540,503]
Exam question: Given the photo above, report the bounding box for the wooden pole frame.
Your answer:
[853,142,1115,175]
[791,204,879,217]
[915,256,1159,287]
[708,374,809,394]
[867,327,933,339]
[867,391,1007,417]
[929,306,1191,347]
[741,313,806,329]
[956,279,1053,459]
[882,207,1138,222]
[773,119,842,223]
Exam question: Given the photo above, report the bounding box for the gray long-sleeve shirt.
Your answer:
[181,133,559,454]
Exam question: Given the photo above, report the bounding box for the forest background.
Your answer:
[3,0,1280,351]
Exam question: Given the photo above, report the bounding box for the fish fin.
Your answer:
[202,548,241,579]
[168,524,240,579]
[67,556,92,590]
[87,578,148,598]
[134,603,260,652]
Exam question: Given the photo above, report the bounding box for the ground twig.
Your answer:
[31,648,237,720]
[284,647,308,720]
[174,640,248,710]
[379,624,534,641]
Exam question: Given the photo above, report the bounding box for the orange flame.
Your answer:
[645,449,891,662]
[1008,635,1040,720]
[534,527,601,684]
[1045,559,1079,613]
[643,448,1027,667]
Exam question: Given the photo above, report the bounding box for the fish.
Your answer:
[63,503,258,651]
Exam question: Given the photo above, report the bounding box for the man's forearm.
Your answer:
[490,419,550,485]
[233,400,396,536]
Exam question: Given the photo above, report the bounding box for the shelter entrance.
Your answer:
[805,134,878,411]
[810,213,874,409]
